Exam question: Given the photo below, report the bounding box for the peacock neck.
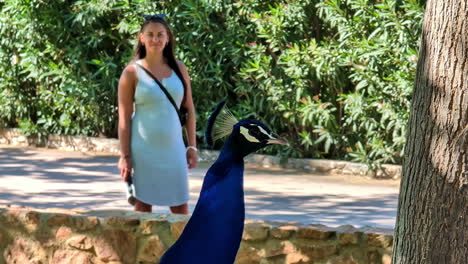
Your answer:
[217,137,245,163]
[201,140,244,191]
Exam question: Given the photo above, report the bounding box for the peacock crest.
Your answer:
[205,100,238,147]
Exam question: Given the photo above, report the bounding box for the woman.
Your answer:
[118,14,197,214]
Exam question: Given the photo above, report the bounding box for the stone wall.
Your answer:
[0,128,401,179]
[0,206,393,264]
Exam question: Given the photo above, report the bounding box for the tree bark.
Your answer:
[392,0,468,263]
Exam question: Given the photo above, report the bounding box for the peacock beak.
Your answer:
[266,134,288,145]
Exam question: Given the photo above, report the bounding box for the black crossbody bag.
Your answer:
[137,64,188,126]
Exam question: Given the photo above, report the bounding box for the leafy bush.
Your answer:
[0,0,424,166]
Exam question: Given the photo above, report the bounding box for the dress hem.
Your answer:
[134,194,189,207]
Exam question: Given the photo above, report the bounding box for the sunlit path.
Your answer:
[0,145,399,228]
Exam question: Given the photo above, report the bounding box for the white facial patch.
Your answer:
[240,127,260,143]
[257,126,274,139]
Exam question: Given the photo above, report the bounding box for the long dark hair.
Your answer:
[134,17,187,105]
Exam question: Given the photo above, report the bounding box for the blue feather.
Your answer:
[205,99,227,148]
[159,102,286,264]
[159,142,244,263]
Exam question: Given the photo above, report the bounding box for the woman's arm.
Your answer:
[177,61,198,169]
[118,64,136,180]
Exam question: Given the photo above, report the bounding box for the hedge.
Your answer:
[0,0,424,167]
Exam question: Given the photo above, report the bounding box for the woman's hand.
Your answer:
[186,148,198,169]
[118,156,132,181]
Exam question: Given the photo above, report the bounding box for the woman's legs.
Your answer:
[135,199,152,212]
[170,203,189,215]
[135,200,188,215]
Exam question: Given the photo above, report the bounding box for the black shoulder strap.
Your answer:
[136,64,182,122]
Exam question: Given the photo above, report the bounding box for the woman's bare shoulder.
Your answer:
[123,63,137,76]
[120,63,138,83]
[176,60,189,75]
[119,63,139,91]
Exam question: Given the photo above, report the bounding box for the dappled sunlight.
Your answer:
[0,146,398,228]
[243,188,397,228]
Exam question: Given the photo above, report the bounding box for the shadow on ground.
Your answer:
[0,146,398,228]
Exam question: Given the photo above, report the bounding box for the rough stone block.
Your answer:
[25,211,41,225]
[367,250,382,264]
[75,216,99,231]
[298,226,335,240]
[140,219,170,235]
[138,235,166,262]
[235,246,262,264]
[0,229,10,249]
[270,225,298,239]
[285,252,310,264]
[46,214,72,226]
[170,221,188,239]
[5,209,22,226]
[33,230,53,245]
[4,238,36,264]
[298,244,338,260]
[50,249,94,264]
[243,223,270,241]
[262,241,296,258]
[93,229,136,264]
[67,235,93,251]
[4,237,47,264]
[55,226,73,241]
[264,255,289,264]
[338,232,360,245]
[327,255,359,264]
[382,253,392,264]
[367,234,393,248]
[105,216,140,227]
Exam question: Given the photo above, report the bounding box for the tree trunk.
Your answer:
[392,0,468,263]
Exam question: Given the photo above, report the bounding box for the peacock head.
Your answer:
[205,100,287,158]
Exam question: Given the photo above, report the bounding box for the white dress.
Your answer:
[130,60,189,206]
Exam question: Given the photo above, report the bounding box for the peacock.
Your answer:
[159,100,287,264]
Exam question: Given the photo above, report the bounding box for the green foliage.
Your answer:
[314,0,423,165]
[0,0,424,165]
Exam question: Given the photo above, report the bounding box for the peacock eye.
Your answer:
[249,127,261,137]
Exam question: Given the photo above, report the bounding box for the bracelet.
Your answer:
[186,146,198,152]
[121,154,130,159]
